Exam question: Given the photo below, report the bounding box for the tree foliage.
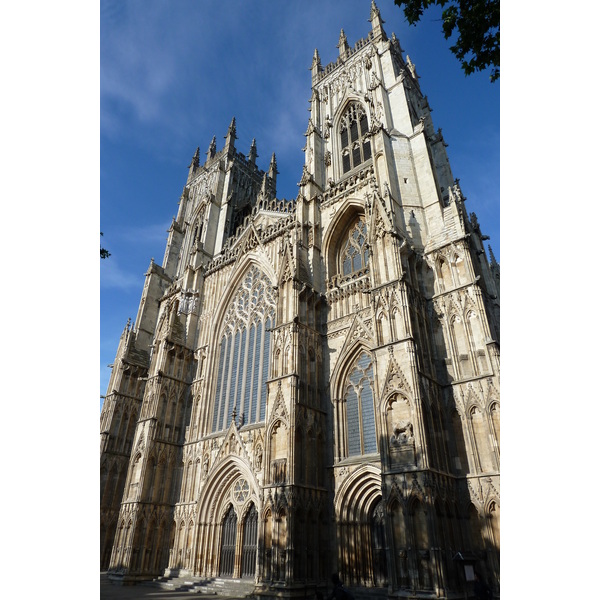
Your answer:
[394,0,499,82]
[100,232,110,259]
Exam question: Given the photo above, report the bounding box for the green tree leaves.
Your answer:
[394,0,500,82]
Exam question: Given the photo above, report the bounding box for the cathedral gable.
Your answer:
[334,312,375,376]
[381,348,413,401]
[216,421,252,465]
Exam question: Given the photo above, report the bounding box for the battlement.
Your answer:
[315,31,375,83]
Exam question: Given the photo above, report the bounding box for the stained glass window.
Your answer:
[345,351,377,456]
[341,216,369,277]
[212,266,276,432]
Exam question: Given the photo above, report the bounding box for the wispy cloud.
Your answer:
[100,220,172,291]
[101,257,144,291]
[115,221,172,250]
[101,1,184,133]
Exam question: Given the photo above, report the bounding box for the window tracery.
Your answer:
[339,102,371,174]
[345,351,377,456]
[340,216,369,277]
[212,266,275,432]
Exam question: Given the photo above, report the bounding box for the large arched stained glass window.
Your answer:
[340,102,371,174]
[212,266,275,432]
[340,216,369,277]
[345,351,377,456]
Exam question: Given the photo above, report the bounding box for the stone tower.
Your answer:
[100,4,500,598]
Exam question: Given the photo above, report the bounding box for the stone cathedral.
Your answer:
[100,4,500,598]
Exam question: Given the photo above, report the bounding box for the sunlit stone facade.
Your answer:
[100,4,500,598]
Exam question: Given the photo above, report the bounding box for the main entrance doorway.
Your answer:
[220,506,237,576]
[241,504,258,577]
[219,502,258,578]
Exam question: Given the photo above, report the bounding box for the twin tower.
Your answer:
[100,4,500,599]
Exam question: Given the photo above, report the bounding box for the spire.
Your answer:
[369,1,387,40]
[337,29,350,59]
[248,138,258,166]
[488,245,499,268]
[269,152,278,178]
[227,117,237,138]
[406,55,419,81]
[268,152,278,194]
[258,172,269,200]
[118,317,133,349]
[311,48,322,83]
[188,146,200,169]
[206,136,216,160]
[488,244,500,298]
[224,117,237,156]
[391,31,403,53]
[187,146,200,180]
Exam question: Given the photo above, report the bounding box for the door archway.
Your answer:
[220,505,237,576]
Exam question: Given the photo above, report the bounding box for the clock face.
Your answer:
[233,478,250,503]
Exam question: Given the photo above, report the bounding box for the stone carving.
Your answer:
[390,421,414,446]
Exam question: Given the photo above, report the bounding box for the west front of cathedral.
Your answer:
[100,4,500,598]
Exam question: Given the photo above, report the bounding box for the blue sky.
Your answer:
[100,0,500,402]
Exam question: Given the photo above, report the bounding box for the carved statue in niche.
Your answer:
[390,420,413,446]
[255,444,263,470]
[387,394,416,466]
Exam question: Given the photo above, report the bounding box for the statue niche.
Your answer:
[386,394,415,467]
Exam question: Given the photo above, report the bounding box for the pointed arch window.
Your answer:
[212,266,275,432]
[340,215,369,277]
[340,102,371,174]
[345,351,377,456]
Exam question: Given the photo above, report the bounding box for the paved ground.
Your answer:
[100,573,245,600]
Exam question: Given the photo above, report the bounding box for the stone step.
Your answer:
[347,587,388,600]
[149,576,256,596]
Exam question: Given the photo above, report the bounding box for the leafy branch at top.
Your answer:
[394,0,499,82]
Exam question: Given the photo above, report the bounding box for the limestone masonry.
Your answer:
[100,4,500,598]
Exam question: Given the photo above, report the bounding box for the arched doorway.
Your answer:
[220,505,237,576]
[371,499,388,586]
[241,504,258,578]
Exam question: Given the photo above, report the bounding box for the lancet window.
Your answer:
[212,266,275,432]
[339,102,371,174]
[345,351,377,456]
[340,216,369,277]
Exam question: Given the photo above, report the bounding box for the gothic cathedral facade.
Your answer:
[100,4,500,598]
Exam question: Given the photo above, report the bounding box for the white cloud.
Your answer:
[116,221,171,249]
[101,1,184,131]
[100,257,143,291]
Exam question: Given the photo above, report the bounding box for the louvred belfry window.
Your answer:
[340,102,371,174]
[212,266,275,432]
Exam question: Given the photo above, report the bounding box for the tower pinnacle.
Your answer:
[369,1,387,40]
[488,245,499,268]
[369,1,387,37]
[187,147,200,180]
[269,152,278,193]
[224,117,237,156]
[206,136,217,160]
[311,48,322,83]
[248,138,258,166]
[188,147,200,169]
[337,29,350,58]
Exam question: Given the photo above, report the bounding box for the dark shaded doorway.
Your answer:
[220,506,237,576]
